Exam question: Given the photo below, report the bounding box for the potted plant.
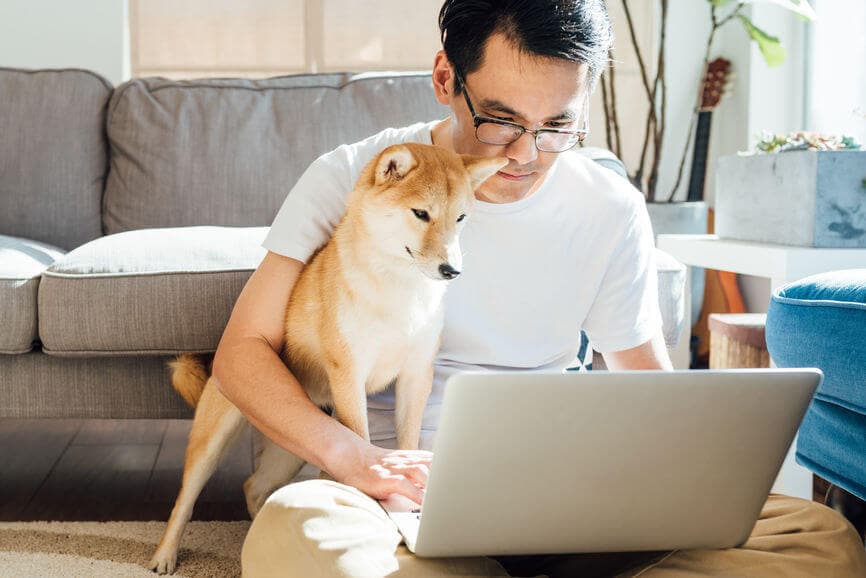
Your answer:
[715,130,866,247]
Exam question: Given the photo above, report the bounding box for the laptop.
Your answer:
[378,368,821,557]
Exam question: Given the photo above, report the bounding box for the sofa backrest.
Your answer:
[2,68,631,247]
[0,68,112,250]
[103,72,448,235]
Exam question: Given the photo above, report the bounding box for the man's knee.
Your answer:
[763,495,866,573]
[765,494,860,535]
[797,497,866,548]
[242,479,402,577]
[262,478,369,510]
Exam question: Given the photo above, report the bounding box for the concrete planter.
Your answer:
[646,201,709,239]
[716,150,866,247]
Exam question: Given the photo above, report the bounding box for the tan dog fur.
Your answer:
[148,143,507,574]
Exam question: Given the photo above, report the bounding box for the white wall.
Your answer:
[584,0,656,172]
[0,0,129,85]
[806,0,866,143]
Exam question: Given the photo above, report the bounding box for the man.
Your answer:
[215,1,866,576]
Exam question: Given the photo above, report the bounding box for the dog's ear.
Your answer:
[374,145,418,185]
[461,155,508,190]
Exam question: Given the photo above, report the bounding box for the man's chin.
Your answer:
[474,167,549,203]
[495,171,540,197]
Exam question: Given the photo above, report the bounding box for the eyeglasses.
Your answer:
[454,72,589,153]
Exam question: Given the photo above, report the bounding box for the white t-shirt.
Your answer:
[262,120,662,436]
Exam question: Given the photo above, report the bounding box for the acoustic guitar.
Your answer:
[686,57,745,366]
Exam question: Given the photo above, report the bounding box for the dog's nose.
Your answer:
[439,263,461,279]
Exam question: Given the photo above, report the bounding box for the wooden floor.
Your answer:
[0,418,254,522]
[1,418,831,523]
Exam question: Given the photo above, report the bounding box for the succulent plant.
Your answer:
[752,130,863,154]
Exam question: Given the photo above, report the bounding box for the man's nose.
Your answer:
[505,131,538,166]
[439,263,461,280]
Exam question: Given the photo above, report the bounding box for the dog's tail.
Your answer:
[168,353,213,409]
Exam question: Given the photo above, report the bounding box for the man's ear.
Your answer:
[432,51,456,106]
[461,155,509,189]
[374,145,418,186]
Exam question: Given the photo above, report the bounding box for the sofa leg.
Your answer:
[825,484,866,544]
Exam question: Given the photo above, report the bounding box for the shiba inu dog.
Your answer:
[148,143,507,574]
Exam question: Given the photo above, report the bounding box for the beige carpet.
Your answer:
[0,520,250,577]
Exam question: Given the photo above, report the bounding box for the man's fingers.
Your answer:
[362,447,433,504]
[390,463,429,485]
[391,476,425,505]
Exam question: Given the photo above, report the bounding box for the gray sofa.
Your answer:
[0,67,685,419]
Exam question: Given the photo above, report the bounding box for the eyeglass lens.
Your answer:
[475,122,580,152]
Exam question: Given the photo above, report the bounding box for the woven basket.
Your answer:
[708,313,769,369]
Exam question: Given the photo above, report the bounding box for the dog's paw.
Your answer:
[148,549,177,575]
[243,478,267,519]
[244,481,284,519]
[244,490,269,520]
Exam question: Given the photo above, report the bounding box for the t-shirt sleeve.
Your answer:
[261,151,354,263]
[581,197,663,353]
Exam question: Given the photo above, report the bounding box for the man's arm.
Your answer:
[211,250,428,503]
[601,330,673,371]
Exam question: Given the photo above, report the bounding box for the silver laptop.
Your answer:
[378,368,821,557]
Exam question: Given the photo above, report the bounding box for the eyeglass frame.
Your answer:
[453,71,590,153]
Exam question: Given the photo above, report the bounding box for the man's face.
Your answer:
[433,33,590,203]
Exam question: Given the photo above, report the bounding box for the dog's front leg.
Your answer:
[395,359,435,451]
[326,363,371,442]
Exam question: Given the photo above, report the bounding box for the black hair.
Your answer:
[438,0,613,92]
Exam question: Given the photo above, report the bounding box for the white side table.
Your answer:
[657,234,866,500]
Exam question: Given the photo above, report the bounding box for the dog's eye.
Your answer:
[456,214,466,223]
[411,209,430,222]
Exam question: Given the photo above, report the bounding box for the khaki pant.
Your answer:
[241,479,866,577]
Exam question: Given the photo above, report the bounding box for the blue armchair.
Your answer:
[766,269,866,540]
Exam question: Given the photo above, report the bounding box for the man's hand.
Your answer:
[327,442,432,505]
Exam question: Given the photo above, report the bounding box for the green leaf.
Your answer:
[738,15,786,67]
[709,0,737,7]
[740,0,816,21]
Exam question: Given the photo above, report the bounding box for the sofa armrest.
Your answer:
[655,247,686,349]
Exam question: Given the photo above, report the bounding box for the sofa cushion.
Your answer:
[793,398,866,501]
[38,227,267,356]
[35,229,684,359]
[103,72,448,235]
[766,269,866,414]
[575,146,628,179]
[0,235,66,353]
[0,68,112,250]
[655,248,686,348]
